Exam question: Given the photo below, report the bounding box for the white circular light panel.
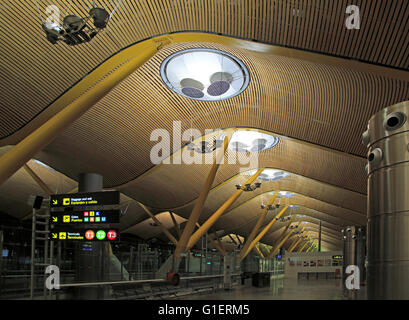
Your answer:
[160,48,249,101]
[245,168,289,181]
[228,131,279,153]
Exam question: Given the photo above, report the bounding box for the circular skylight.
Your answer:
[228,131,279,153]
[277,191,295,199]
[246,168,289,181]
[160,48,250,101]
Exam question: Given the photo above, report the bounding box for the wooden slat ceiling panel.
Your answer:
[30,41,396,207]
[0,158,77,219]
[0,0,408,139]
[124,211,186,239]
[208,193,365,234]
[169,172,366,216]
[216,206,345,238]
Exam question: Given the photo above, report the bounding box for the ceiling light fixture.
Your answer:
[229,131,279,153]
[235,182,262,192]
[35,0,123,46]
[160,48,250,101]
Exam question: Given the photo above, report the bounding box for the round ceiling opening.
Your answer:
[160,48,250,101]
[245,168,290,182]
[228,131,279,153]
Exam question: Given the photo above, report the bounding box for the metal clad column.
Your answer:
[342,226,366,296]
[76,173,109,299]
[363,101,409,299]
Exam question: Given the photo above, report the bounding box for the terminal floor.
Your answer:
[183,278,367,300]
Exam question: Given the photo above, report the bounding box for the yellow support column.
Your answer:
[254,244,265,259]
[297,235,311,253]
[137,202,178,245]
[289,237,303,253]
[186,169,263,251]
[239,205,289,262]
[168,212,181,239]
[23,163,54,195]
[0,41,163,187]
[298,241,310,253]
[269,223,304,257]
[208,236,227,256]
[288,236,301,253]
[238,192,278,261]
[267,216,297,259]
[174,134,231,261]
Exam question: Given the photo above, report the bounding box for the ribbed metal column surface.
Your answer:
[342,226,366,286]
[363,100,409,300]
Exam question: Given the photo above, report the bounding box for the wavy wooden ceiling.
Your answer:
[1,0,409,251]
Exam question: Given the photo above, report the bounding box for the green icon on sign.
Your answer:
[96,230,106,240]
[84,217,89,222]
[95,217,100,222]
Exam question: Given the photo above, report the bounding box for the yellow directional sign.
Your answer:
[51,233,58,239]
[63,216,70,223]
[52,200,58,205]
[52,217,58,223]
[59,232,66,240]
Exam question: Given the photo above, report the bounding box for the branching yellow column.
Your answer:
[289,237,303,253]
[186,169,263,251]
[23,163,54,195]
[174,134,231,261]
[239,205,289,262]
[137,202,178,245]
[254,244,264,259]
[238,192,278,261]
[266,216,297,258]
[298,241,310,253]
[208,236,227,256]
[269,223,303,257]
[168,212,181,239]
[297,235,311,253]
[288,236,301,252]
[0,40,163,186]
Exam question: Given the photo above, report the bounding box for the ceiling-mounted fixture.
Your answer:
[236,182,262,192]
[160,48,249,101]
[277,191,295,199]
[229,131,279,153]
[35,0,123,46]
[186,138,224,154]
[260,203,275,210]
[279,215,293,222]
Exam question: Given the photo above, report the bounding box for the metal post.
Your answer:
[30,208,36,300]
[0,230,3,296]
[76,173,109,299]
[318,220,322,252]
[129,246,134,280]
[43,214,49,299]
[363,101,409,299]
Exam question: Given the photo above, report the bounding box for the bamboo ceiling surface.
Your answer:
[1,0,409,250]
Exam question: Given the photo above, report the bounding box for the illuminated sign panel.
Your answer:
[50,210,120,224]
[51,228,119,242]
[50,191,119,208]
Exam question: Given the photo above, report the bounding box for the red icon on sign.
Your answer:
[107,230,117,241]
[85,230,95,240]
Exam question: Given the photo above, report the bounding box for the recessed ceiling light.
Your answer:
[278,191,295,198]
[160,48,250,101]
[229,131,279,153]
